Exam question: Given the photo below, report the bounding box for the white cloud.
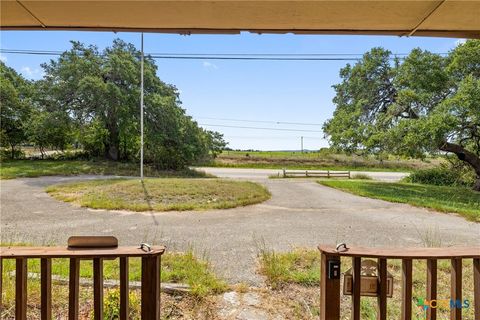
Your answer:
[20,66,44,79]
[455,39,467,46]
[0,54,7,62]
[202,61,219,70]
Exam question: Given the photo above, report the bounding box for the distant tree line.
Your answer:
[324,40,480,190]
[0,40,226,169]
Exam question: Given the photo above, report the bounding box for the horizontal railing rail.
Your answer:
[0,245,165,320]
[282,169,350,178]
[318,245,480,320]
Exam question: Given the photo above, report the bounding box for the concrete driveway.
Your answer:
[1,171,478,285]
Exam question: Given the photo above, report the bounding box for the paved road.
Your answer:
[196,167,409,182]
[1,172,478,285]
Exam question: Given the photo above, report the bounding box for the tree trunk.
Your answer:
[475,178,480,192]
[107,143,119,161]
[105,112,120,161]
[440,142,480,191]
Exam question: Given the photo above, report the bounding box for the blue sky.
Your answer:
[0,31,462,150]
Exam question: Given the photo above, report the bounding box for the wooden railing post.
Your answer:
[141,255,160,320]
[16,258,27,320]
[351,257,361,320]
[401,259,412,320]
[93,258,104,320]
[41,258,52,320]
[69,258,80,320]
[426,259,437,320]
[377,258,387,320]
[474,258,480,320]
[450,258,462,320]
[320,252,340,320]
[0,258,3,314]
[120,257,129,320]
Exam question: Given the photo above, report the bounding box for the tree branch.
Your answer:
[439,141,480,176]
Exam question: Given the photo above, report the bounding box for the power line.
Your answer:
[148,52,417,57]
[0,49,369,61]
[155,56,360,61]
[1,49,61,56]
[0,48,448,61]
[223,135,323,139]
[196,116,323,126]
[199,123,323,132]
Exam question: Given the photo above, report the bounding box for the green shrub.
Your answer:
[258,247,320,289]
[405,165,474,187]
[351,173,372,180]
[93,289,141,319]
[0,148,25,160]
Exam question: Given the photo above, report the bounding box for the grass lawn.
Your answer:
[318,180,480,222]
[46,178,271,211]
[0,160,208,179]
[258,248,320,289]
[258,248,476,319]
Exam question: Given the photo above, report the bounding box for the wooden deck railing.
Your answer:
[318,245,480,320]
[0,245,165,320]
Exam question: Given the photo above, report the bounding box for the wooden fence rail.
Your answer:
[318,245,480,320]
[0,246,165,320]
[282,169,350,178]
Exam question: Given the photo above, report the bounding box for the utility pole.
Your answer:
[140,33,144,180]
[301,136,304,153]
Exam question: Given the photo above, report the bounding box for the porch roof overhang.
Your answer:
[1,0,479,39]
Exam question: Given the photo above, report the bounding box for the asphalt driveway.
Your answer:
[1,170,478,285]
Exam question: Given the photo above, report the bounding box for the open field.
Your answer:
[46,178,271,211]
[0,160,208,180]
[258,248,476,319]
[211,151,441,172]
[319,180,480,222]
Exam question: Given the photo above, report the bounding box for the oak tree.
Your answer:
[324,40,480,190]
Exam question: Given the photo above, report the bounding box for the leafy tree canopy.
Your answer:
[24,39,226,169]
[323,40,480,190]
[0,62,33,159]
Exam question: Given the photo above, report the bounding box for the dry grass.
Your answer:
[46,178,271,211]
[210,151,441,172]
[0,285,220,320]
